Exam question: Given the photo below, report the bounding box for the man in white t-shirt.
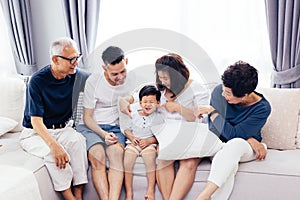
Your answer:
[76,46,135,200]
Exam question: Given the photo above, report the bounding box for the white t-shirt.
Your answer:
[120,103,165,139]
[160,80,210,122]
[80,72,135,125]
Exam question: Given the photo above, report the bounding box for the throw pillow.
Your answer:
[73,92,84,126]
[296,114,300,148]
[0,116,18,136]
[258,88,300,150]
[0,75,26,132]
[151,119,223,160]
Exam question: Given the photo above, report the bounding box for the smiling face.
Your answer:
[52,45,80,76]
[103,59,127,86]
[222,85,245,104]
[157,70,171,89]
[139,94,160,116]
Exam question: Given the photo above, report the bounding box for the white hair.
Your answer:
[49,37,79,59]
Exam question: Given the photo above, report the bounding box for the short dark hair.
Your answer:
[155,53,190,98]
[102,46,124,66]
[139,85,161,101]
[222,61,258,97]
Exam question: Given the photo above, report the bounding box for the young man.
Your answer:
[20,37,90,200]
[76,46,135,200]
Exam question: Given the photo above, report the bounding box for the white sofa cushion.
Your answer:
[258,88,300,150]
[0,116,18,136]
[0,75,26,132]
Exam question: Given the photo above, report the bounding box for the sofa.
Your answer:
[0,74,300,200]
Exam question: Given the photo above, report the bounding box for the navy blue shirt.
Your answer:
[209,84,271,142]
[23,65,75,128]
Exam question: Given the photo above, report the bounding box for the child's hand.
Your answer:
[138,138,149,149]
[132,137,140,146]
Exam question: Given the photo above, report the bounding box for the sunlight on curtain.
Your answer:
[0,7,16,74]
[95,0,272,87]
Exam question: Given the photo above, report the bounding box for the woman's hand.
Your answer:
[162,102,180,113]
[194,105,214,118]
[247,137,267,160]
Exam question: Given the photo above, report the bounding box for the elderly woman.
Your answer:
[196,61,271,200]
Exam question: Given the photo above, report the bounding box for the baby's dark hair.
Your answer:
[139,85,161,101]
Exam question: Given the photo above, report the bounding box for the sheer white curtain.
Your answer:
[0,7,15,74]
[95,0,272,87]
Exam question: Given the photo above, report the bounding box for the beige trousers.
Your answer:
[20,126,88,191]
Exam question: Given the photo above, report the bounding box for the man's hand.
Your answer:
[247,138,267,160]
[50,142,69,169]
[119,96,133,118]
[104,132,118,145]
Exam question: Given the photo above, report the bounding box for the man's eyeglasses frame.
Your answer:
[55,54,82,65]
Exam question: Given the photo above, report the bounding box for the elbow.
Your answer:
[82,114,92,126]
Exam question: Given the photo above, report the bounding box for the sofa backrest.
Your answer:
[0,75,26,132]
[1,75,300,152]
[257,88,300,150]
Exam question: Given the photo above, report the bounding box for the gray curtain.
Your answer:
[61,0,100,69]
[265,0,300,88]
[0,0,37,75]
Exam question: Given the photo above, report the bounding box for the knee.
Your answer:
[223,138,249,152]
[106,143,124,159]
[67,131,86,148]
[88,145,106,169]
[156,160,174,171]
[180,158,200,171]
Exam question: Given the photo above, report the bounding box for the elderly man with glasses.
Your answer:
[20,37,90,200]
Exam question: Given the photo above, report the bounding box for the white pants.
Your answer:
[20,127,88,191]
[208,138,266,200]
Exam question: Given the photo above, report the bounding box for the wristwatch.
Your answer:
[210,109,218,115]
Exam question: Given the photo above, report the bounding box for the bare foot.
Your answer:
[145,194,154,200]
[196,194,210,200]
[125,194,133,200]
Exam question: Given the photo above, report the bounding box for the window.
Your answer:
[96,0,272,87]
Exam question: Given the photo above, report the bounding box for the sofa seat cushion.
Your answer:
[0,132,44,173]
[238,149,300,176]
[195,149,300,180]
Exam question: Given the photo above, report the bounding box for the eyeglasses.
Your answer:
[55,54,82,65]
